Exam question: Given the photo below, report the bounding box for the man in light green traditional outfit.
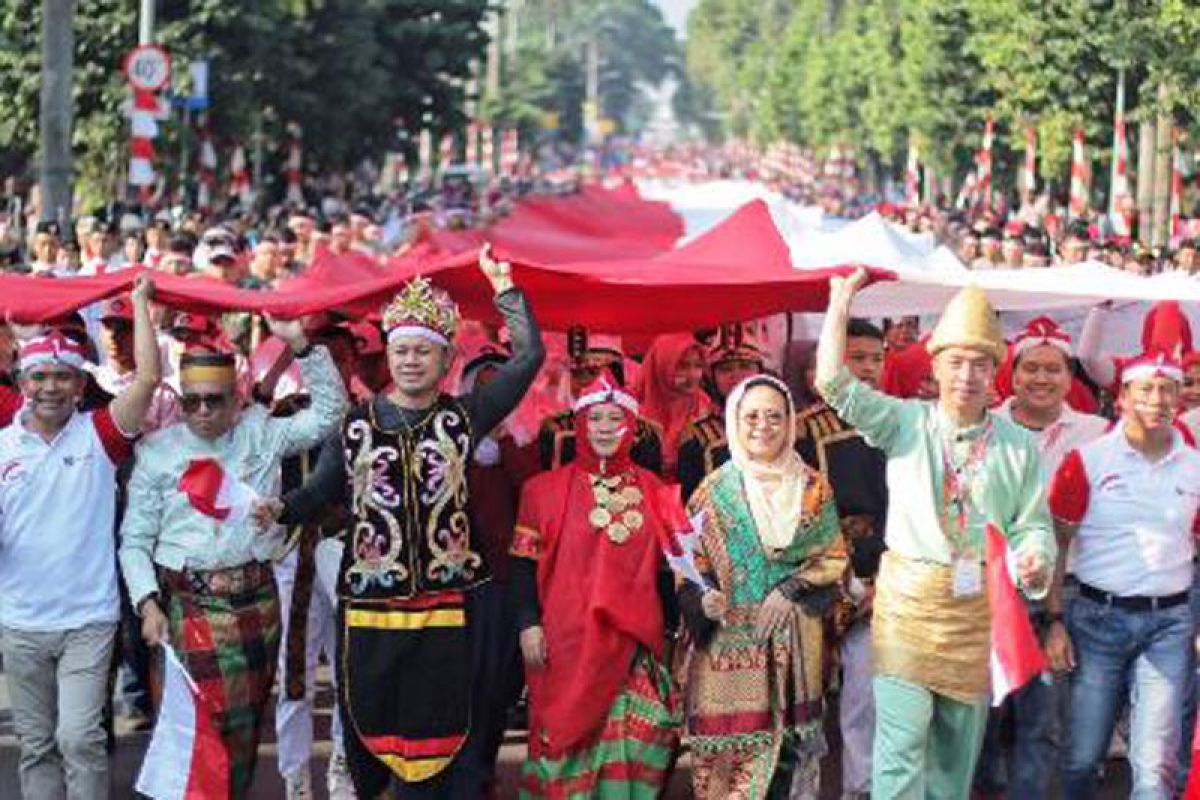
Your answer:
[814,269,1056,800]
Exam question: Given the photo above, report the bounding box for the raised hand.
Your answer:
[265,315,309,353]
[478,243,514,295]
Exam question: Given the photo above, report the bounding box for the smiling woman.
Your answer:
[680,374,848,799]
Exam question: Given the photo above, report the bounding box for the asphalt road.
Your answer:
[0,667,1132,799]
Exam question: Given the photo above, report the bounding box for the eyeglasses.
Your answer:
[740,411,786,429]
[180,392,230,413]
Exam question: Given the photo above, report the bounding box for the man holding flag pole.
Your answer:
[815,268,1056,799]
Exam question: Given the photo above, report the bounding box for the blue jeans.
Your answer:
[1064,594,1194,800]
[973,672,1061,798]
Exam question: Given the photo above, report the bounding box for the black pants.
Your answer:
[337,583,523,799]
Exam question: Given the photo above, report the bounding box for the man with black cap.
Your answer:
[677,322,765,500]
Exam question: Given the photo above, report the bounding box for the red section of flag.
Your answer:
[986,524,1048,704]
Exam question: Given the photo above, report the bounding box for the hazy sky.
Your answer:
[654,0,697,38]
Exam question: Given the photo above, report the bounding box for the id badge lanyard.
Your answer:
[939,417,992,598]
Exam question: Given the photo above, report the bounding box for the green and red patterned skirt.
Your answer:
[160,563,281,800]
[520,650,680,799]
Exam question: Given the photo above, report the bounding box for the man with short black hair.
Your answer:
[0,275,159,800]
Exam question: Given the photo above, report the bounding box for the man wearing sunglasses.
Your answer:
[118,315,348,799]
[0,275,159,800]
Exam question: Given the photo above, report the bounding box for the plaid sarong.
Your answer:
[520,651,680,799]
[161,563,281,800]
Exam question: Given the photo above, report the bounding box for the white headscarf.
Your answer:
[725,375,807,552]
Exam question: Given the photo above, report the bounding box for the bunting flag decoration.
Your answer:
[1023,127,1038,207]
[1110,75,1131,234]
[284,122,304,206]
[1069,128,1089,220]
[1171,128,1184,239]
[986,525,1049,706]
[905,139,921,208]
[228,145,251,207]
[196,128,217,215]
[135,644,231,800]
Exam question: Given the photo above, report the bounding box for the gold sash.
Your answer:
[872,550,991,703]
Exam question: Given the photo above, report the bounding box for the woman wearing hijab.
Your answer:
[511,371,682,798]
[635,333,713,478]
[680,375,848,799]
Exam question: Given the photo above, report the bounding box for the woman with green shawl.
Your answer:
[680,374,848,799]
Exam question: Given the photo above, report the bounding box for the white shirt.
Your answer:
[1050,422,1200,596]
[995,399,1110,476]
[0,408,135,630]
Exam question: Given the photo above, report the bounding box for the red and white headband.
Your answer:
[1122,352,1183,384]
[573,375,639,416]
[1012,316,1072,360]
[19,332,88,372]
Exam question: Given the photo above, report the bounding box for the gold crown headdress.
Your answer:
[381,277,460,346]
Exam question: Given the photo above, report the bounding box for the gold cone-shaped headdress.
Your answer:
[926,285,1005,363]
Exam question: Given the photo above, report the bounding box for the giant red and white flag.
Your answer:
[136,644,230,800]
[987,525,1049,706]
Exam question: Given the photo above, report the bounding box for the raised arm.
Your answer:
[815,268,868,389]
[262,317,349,458]
[109,274,162,434]
[465,246,546,438]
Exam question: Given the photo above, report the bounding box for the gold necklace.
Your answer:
[588,472,644,544]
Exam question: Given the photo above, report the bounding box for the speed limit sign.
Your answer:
[123,45,172,92]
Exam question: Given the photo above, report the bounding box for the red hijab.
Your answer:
[634,334,712,472]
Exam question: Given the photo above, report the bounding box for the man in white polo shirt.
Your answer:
[0,275,159,800]
[1048,351,1200,800]
[976,317,1108,799]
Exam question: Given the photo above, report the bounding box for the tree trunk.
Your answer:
[1151,84,1173,248]
[39,0,75,226]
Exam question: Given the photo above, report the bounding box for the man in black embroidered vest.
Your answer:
[260,245,545,799]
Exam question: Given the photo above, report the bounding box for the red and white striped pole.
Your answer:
[1110,73,1131,234]
[482,126,495,173]
[905,139,921,207]
[196,126,216,215]
[1171,129,1184,240]
[439,133,455,171]
[466,122,480,166]
[1069,128,1088,220]
[977,116,994,210]
[228,144,251,207]
[1022,127,1037,209]
[501,129,519,175]
[284,122,303,206]
[129,89,159,202]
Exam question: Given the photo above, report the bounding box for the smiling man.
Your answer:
[0,275,159,800]
[977,317,1107,799]
[266,246,545,799]
[816,273,1056,799]
[1049,352,1200,799]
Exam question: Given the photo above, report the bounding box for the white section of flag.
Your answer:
[136,644,230,800]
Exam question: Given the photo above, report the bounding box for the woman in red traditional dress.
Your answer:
[510,371,681,798]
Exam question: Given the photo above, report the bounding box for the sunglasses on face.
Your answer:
[180,392,230,413]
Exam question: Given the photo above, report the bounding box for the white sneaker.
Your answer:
[327,749,357,800]
[284,765,313,800]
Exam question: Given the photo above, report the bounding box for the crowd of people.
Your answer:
[0,160,1197,800]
